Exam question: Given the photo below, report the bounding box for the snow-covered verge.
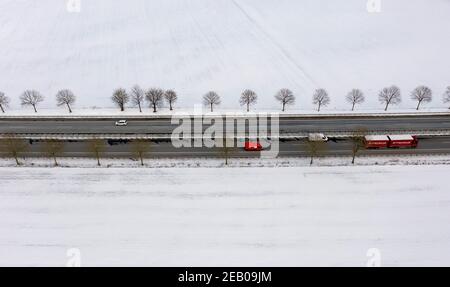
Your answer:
[1,0,449,110]
[1,107,450,119]
[1,154,450,169]
[1,165,449,266]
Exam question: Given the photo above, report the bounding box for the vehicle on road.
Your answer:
[364,135,418,149]
[244,141,263,151]
[115,120,128,126]
[308,133,328,142]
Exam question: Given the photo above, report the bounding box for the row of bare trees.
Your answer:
[0,90,76,113]
[1,86,450,114]
[316,85,448,112]
[305,128,367,165]
[1,135,370,167]
[0,137,152,167]
[111,86,178,113]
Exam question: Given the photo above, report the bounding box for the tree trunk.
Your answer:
[317,103,321,112]
[384,101,389,111]
[210,103,213,112]
[53,155,58,167]
[120,104,124,112]
[416,100,422,111]
[96,151,101,166]
[67,103,72,113]
[0,104,4,113]
[352,102,355,111]
[282,102,285,112]
[352,152,356,164]
[138,103,142,113]
[310,156,314,165]
[140,152,144,166]
[33,104,37,113]
[170,102,173,111]
[13,152,20,166]
[247,103,249,112]
[153,104,157,113]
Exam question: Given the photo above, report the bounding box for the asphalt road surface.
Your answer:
[1,115,450,135]
[1,136,450,159]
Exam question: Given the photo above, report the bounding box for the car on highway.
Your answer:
[115,120,128,126]
[308,133,329,142]
[244,141,263,151]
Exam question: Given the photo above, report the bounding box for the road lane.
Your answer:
[1,115,450,134]
[1,136,449,159]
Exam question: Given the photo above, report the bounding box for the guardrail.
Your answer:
[2,130,450,140]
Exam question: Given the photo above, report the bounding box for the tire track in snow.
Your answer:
[231,0,318,89]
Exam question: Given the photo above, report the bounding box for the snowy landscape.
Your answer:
[0,0,449,110]
[1,165,450,267]
[1,0,450,268]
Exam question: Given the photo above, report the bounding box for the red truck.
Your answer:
[364,135,418,149]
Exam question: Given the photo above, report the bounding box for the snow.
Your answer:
[388,135,415,141]
[1,164,450,266]
[1,0,450,110]
[365,135,389,141]
[2,154,450,169]
[1,107,450,118]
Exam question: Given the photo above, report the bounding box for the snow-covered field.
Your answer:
[2,154,450,168]
[1,165,450,266]
[1,0,449,110]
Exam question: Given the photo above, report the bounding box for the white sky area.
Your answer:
[1,165,449,266]
[0,0,449,110]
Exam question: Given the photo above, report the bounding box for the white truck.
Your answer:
[308,133,328,142]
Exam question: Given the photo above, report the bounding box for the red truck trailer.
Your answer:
[364,135,418,149]
[387,135,418,148]
[364,135,390,149]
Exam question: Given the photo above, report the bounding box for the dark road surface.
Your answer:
[1,136,450,159]
[1,115,450,135]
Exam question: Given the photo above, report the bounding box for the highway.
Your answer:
[1,136,450,159]
[1,115,450,159]
[1,115,450,135]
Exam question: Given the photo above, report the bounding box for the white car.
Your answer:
[115,120,128,126]
[308,133,328,142]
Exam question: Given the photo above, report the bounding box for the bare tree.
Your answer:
[88,139,106,166]
[275,89,295,112]
[350,128,368,164]
[56,89,76,113]
[131,140,151,166]
[203,91,221,112]
[164,90,178,111]
[444,86,450,109]
[145,88,164,113]
[379,85,401,111]
[240,89,257,112]
[0,92,10,113]
[0,135,29,166]
[130,85,145,113]
[111,88,129,112]
[41,140,65,166]
[346,89,365,111]
[411,86,432,110]
[313,89,330,112]
[221,137,234,166]
[306,140,327,165]
[20,90,44,113]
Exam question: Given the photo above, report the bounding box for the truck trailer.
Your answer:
[364,135,418,149]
